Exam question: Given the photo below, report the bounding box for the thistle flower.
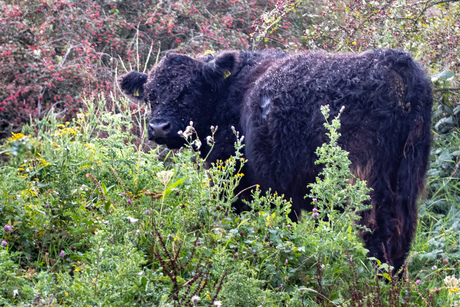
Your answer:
[4,225,11,232]
[59,250,65,258]
[145,209,151,215]
[1,240,7,247]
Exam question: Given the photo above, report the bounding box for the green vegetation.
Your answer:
[0,95,458,306]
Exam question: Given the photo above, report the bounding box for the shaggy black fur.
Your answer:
[118,49,432,272]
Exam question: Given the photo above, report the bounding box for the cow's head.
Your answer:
[118,51,239,149]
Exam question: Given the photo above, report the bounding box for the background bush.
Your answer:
[3,0,457,140]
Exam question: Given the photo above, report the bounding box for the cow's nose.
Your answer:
[149,120,172,138]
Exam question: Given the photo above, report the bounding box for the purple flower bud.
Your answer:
[284,276,289,280]
[127,199,132,204]
[4,225,11,232]
[44,203,50,208]
[285,259,288,265]
[312,207,318,212]
[1,240,7,247]
[280,283,284,288]
[59,250,65,258]
[145,209,150,215]
[415,279,421,285]
[312,212,319,218]
[196,241,202,246]
[312,198,317,203]
[120,192,125,196]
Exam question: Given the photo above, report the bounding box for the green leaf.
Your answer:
[104,200,111,211]
[454,105,460,115]
[163,178,185,198]
[101,181,108,195]
[431,70,454,82]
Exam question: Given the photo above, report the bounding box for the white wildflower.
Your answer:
[444,275,459,288]
[127,216,138,223]
[206,135,214,145]
[157,170,174,186]
[193,139,202,150]
[191,295,200,305]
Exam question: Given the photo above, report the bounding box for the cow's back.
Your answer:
[242,49,432,271]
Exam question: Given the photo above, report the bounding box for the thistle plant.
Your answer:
[307,105,372,239]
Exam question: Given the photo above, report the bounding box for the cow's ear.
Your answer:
[117,71,148,103]
[203,51,239,88]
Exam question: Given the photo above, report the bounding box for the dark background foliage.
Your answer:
[1,0,459,139]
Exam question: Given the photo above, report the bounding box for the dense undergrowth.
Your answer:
[0,94,458,306]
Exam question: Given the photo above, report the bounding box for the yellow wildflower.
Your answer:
[7,132,25,142]
[39,158,52,166]
[61,127,78,135]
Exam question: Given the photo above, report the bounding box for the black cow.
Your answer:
[118,49,432,272]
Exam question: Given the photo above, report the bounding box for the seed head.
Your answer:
[191,295,200,305]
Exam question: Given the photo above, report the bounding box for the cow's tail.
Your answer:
[380,49,433,266]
